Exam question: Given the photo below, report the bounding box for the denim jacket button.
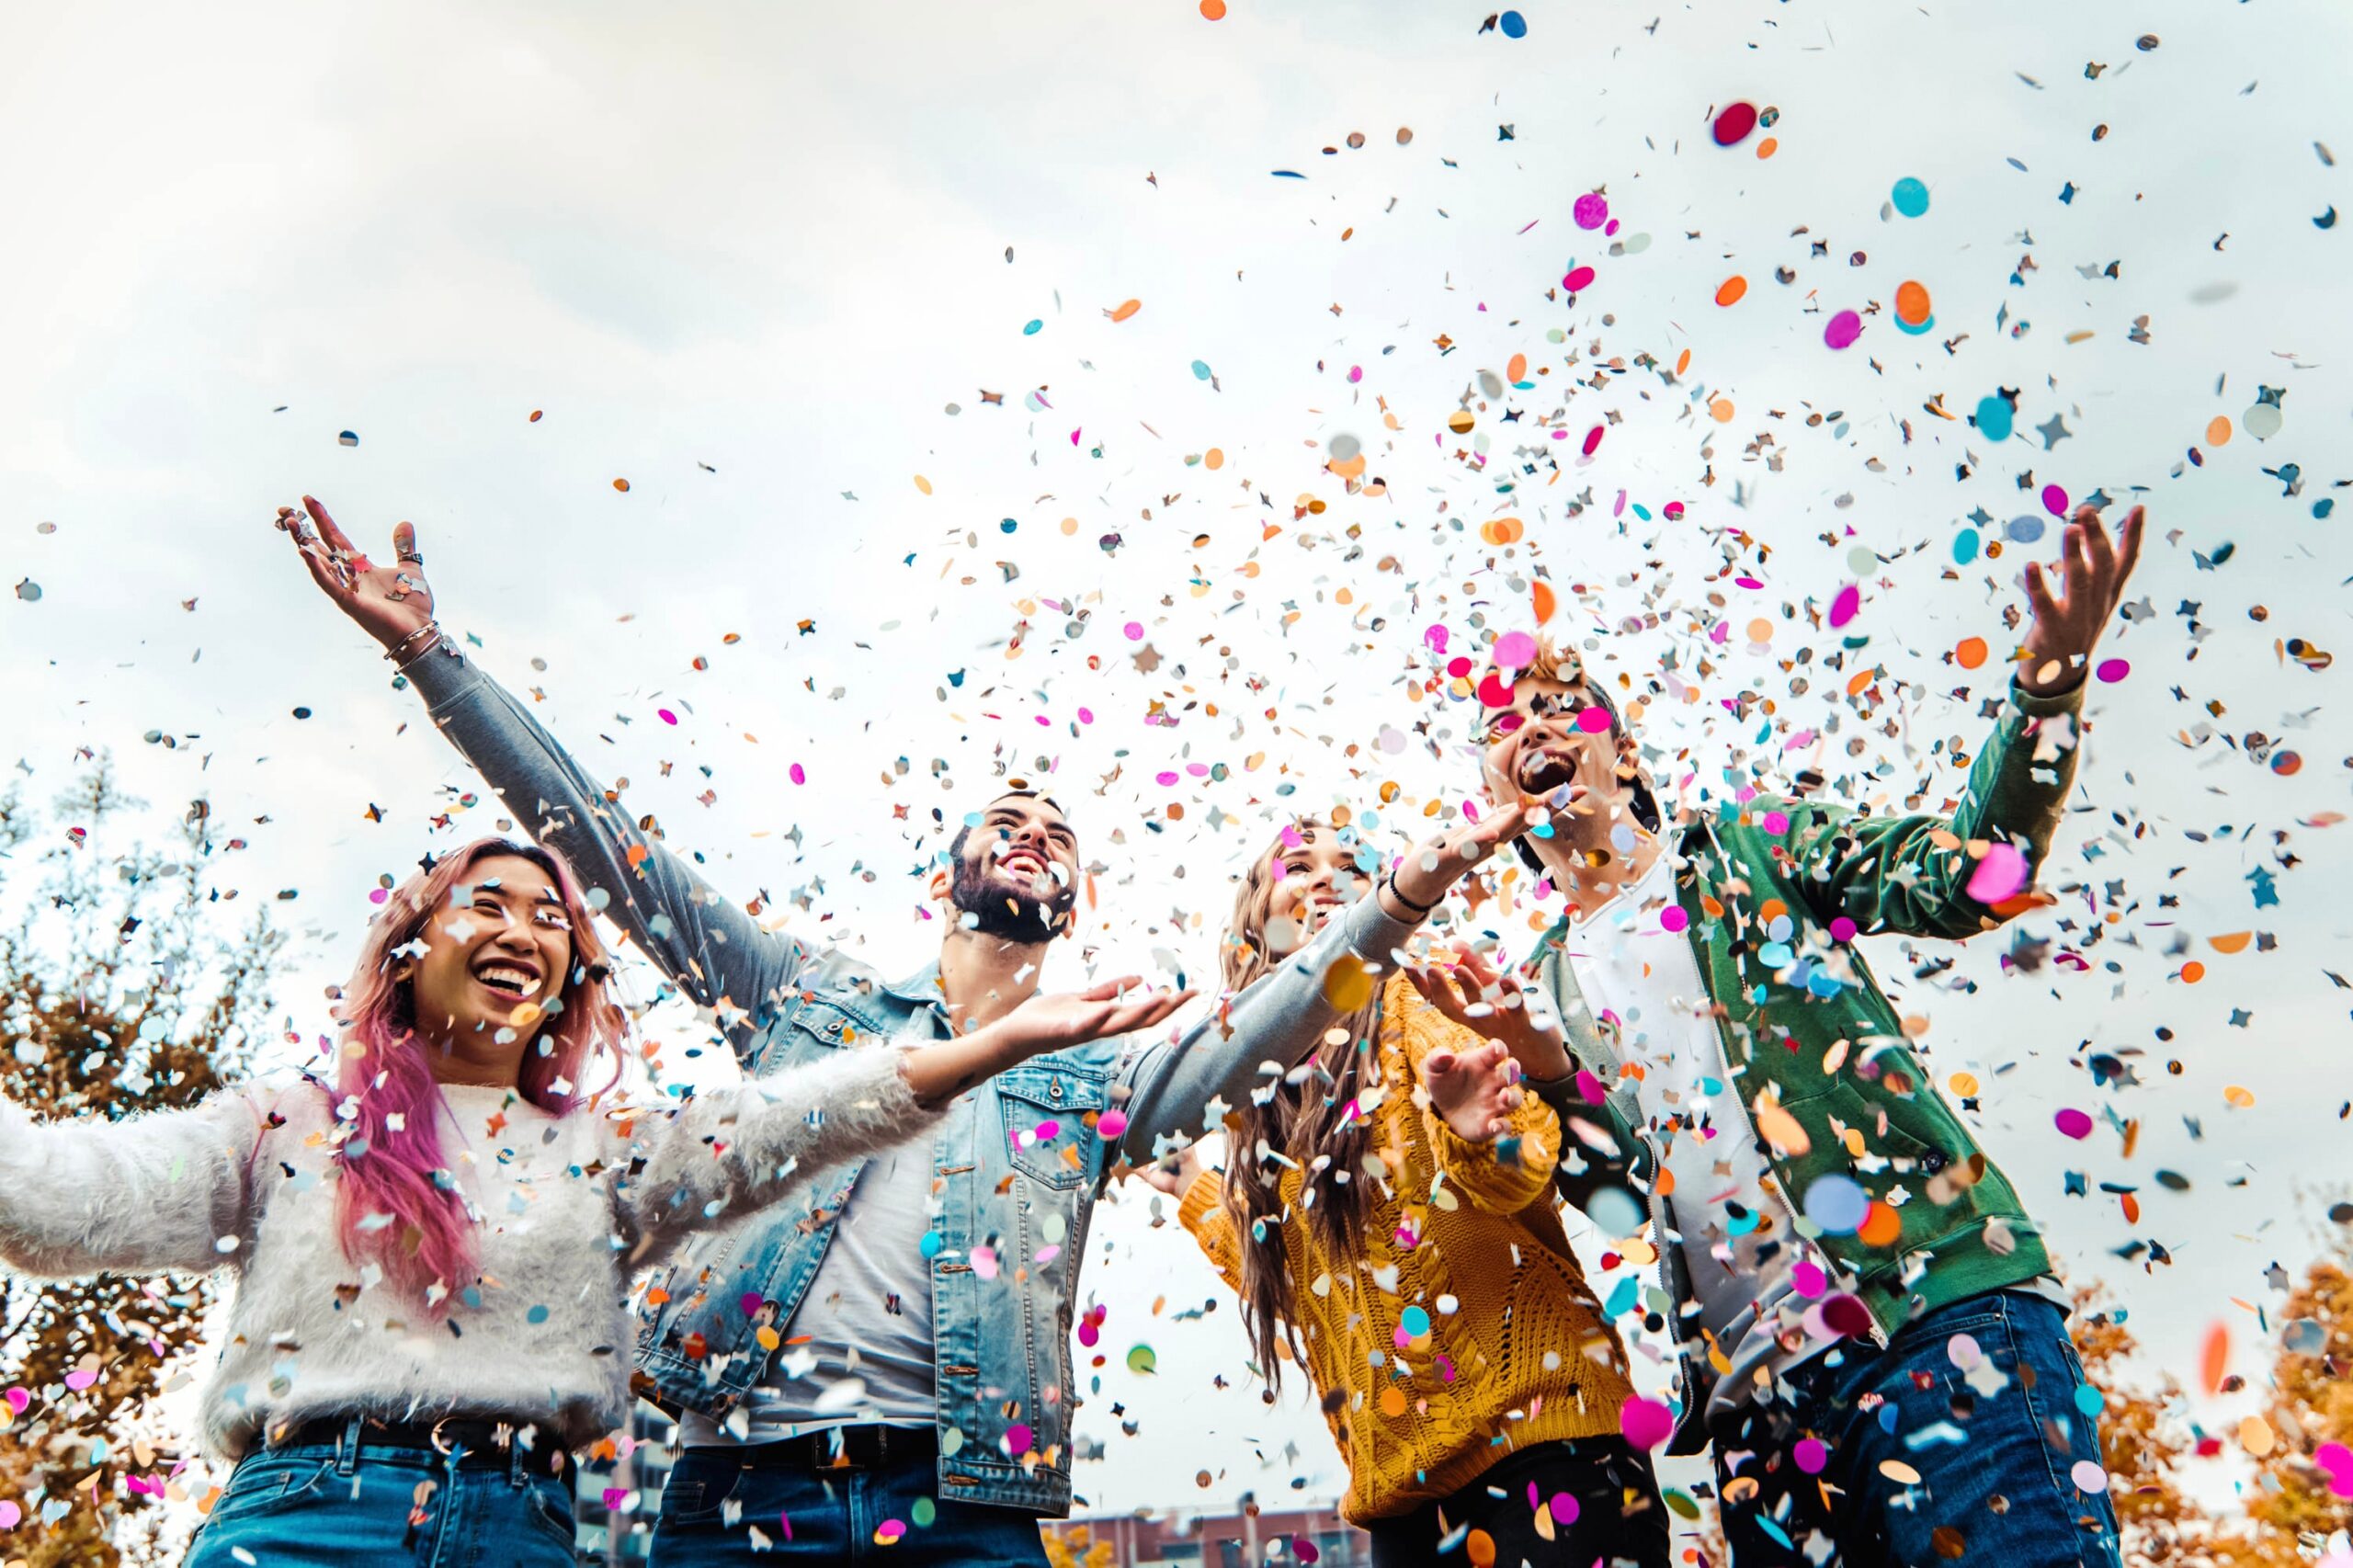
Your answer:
[1049,1079,1064,1101]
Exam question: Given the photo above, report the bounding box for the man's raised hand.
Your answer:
[2018,503,2144,696]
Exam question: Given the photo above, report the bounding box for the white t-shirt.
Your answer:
[1562,851,1836,1411]
[684,1017,944,1447]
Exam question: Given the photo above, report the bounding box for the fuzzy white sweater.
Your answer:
[0,1046,938,1461]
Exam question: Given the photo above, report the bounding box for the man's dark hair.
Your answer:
[946,789,1067,862]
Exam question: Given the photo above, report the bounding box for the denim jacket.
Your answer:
[404,646,1415,1514]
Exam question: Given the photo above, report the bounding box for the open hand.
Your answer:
[2018,504,2143,696]
[1136,1136,1214,1197]
[1406,940,1570,1079]
[277,494,436,654]
[995,977,1197,1061]
[1420,1038,1523,1143]
[1383,800,1539,917]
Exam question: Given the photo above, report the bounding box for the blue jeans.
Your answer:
[650,1446,1047,1567]
[184,1434,580,1568]
[1717,1290,2120,1568]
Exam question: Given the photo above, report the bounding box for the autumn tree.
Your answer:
[1041,1521,1117,1568]
[2225,1229,2353,1563]
[2073,1286,2220,1568]
[0,759,282,1568]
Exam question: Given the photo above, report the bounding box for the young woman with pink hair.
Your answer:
[0,836,1185,1568]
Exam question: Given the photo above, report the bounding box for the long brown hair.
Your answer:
[1219,817,1389,1390]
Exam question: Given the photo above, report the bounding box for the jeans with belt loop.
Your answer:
[184,1415,582,1568]
[650,1426,1048,1567]
[1716,1290,2121,1568]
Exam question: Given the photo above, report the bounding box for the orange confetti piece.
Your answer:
[1858,1201,1902,1247]
[529,409,543,423]
[914,474,934,495]
[1199,0,1225,16]
[1532,581,1557,624]
[1108,299,1142,323]
[1715,276,1748,307]
[2200,1324,2231,1394]
[1506,352,1528,383]
[1675,348,1692,376]
[2205,415,2232,446]
[1895,280,1932,326]
[611,478,631,493]
[2180,960,2205,983]
[1955,636,1988,669]
[1204,447,1225,470]
[1710,397,1736,423]
[2208,931,2252,954]
[1753,1096,1811,1156]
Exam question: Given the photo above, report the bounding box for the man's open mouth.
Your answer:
[1517,743,1578,794]
[999,848,1050,879]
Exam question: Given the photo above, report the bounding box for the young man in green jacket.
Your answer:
[1415,506,2142,1567]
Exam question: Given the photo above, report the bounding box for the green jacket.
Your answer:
[1530,679,2086,1422]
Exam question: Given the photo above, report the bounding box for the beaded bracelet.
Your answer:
[1382,869,1438,916]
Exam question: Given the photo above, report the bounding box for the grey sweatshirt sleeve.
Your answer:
[402,645,805,1058]
[1108,890,1418,1172]
[612,1045,946,1268]
[0,1091,261,1278]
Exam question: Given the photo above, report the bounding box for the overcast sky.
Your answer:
[5,0,2348,1530]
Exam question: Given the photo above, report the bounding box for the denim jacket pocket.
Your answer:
[995,1069,1105,1192]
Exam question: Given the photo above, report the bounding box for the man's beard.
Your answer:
[950,856,1076,940]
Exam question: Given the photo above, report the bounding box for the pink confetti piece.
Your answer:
[1620,1395,1674,1449]
[1966,841,2029,903]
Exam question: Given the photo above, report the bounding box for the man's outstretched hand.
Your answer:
[277,494,437,655]
[2017,503,2143,697]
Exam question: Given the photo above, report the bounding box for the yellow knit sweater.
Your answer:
[1179,974,1633,1523]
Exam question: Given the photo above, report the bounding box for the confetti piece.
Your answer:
[1620,1396,1674,1449]
[1824,310,1863,349]
[1892,176,1930,217]
[1714,275,1748,306]
[1712,102,1758,147]
[1966,842,2029,903]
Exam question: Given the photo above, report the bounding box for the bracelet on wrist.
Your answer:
[384,620,443,664]
[1383,869,1438,917]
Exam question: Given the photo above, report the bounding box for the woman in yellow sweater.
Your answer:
[1153,815,1668,1566]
